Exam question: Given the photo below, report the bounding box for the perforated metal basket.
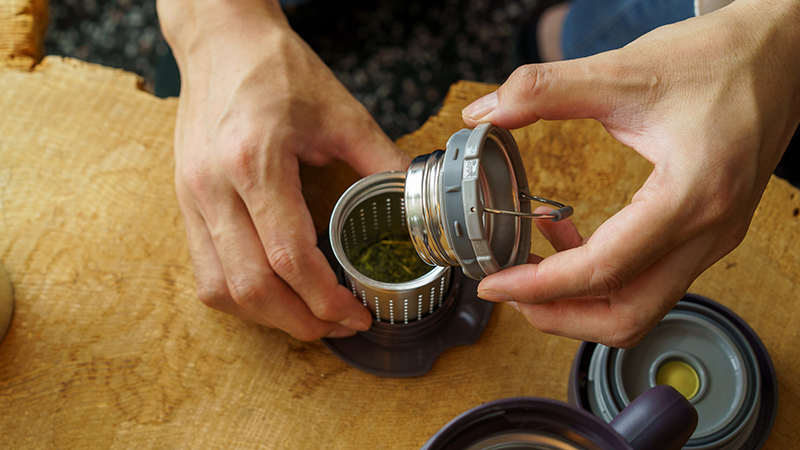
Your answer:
[329,172,452,324]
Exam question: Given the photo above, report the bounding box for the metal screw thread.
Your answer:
[405,150,459,268]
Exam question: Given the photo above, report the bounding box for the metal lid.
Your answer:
[405,123,534,280]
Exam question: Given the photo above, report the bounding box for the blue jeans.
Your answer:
[561,0,694,59]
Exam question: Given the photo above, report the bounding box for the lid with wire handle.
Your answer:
[405,123,573,280]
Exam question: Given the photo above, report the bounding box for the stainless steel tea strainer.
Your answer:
[328,171,452,324]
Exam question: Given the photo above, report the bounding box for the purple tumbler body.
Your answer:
[422,385,696,450]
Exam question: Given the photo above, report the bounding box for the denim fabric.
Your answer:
[561,0,694,60]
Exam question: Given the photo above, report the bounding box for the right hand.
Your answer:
[158,0,410,340]
[462,0,800,348]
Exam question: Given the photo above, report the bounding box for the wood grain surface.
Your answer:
[0,0,47,69]
[2,3,799,448]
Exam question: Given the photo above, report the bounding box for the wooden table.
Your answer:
[2,1,799,448]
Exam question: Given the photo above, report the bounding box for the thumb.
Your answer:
[462,57,621,129]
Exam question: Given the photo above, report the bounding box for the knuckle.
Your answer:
[309,299,341,323]
[227,276,267,312]
[509,64,536,82]
[219,133,262,181]
[513,62,570,100]
[510,64,548,97]
[195,280,230,310]
[178,159,214,198]
[586,264,630,297]
[268,242,307,285]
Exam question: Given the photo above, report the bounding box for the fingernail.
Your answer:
[507,301,520,312]
[462,92,498,121]
[326,327,357,339]
[477,289,514,303]
[340,316,372,332]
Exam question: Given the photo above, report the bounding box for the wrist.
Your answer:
[157,0,290,61]
[719,0,800,173]
[734,0,800,111]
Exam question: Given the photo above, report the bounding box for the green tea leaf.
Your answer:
[352,233,432,282]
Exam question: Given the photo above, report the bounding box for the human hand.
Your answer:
[462,0,800,347]
[158,0,410,340]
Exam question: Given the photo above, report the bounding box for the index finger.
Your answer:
[241,157,373,332]
[462,57,621,129]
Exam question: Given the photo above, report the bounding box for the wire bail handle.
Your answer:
[485,192,574,222]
